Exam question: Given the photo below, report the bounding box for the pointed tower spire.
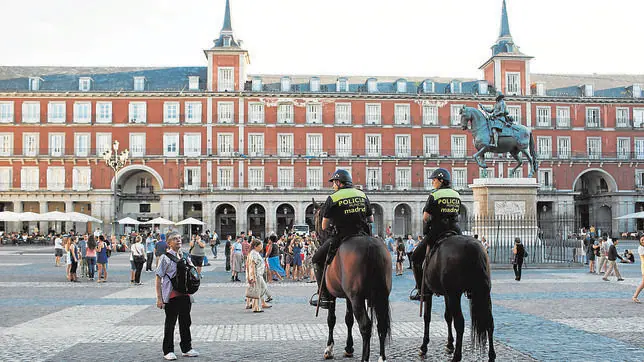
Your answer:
[221,0,233,33]
[499,0,511,38]
[490,0,521,56]
[212,0,240,48]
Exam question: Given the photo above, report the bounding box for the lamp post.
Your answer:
[103,140,129,237]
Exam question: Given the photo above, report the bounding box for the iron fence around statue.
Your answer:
[461,215,582,266]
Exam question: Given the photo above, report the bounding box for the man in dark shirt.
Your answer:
[603,239,625,281]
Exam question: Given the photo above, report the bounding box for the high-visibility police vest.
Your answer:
[428,188,461,231]
[326,187,371,237]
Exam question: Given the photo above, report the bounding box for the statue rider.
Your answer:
[310,169,373,309]
[479,91,509,148]
[409,168,462,301]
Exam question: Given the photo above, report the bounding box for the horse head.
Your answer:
[459,105,471,130]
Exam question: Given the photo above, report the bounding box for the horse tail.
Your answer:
[529,132,538,172]
[468,246,494,352]
[367,239,392,342]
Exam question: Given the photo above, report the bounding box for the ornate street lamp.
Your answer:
[103,140,129,236]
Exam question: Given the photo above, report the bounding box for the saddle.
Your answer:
[426,231,460,261]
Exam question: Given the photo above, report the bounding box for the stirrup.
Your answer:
[309,293,334,309]
[409,288,421,301]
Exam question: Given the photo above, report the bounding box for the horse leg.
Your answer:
[519,147,535,177]
[344,300,355,357]
[444,296,454,353]
[510,150,523,177]
[448,294,465,362]
[419,296,432,358]
[324,300,336,359]
[472,146,489,168]
[488,313,496,362]
[352,298,372,362]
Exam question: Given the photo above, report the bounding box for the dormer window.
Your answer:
[632,84,642,98]
[188,76,200,90]
[310,77,320,92]
[396,79,407,93]
[535,82,546,96]
[281,77,291,92]
[582,84,593,97]
[29,77,41,91]
[478,80,488,95]
[367,78,377,93]
[337,78,349,92]
[133,76,146,91]
[252,77,262,92]
[422,80,434,93]
[223,36,231,47]
[79,77,91,92]
[450,80,462,94]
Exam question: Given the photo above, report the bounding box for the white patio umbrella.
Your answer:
[614,211,644,219]
[0,211,21,222]
[40,211,73,222]
[146,217,175,225]
[118,217,141,225]
[176,217,205,239]
[18,212,41,222]
[67,212,103,224]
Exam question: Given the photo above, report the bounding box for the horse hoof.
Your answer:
[324,352,334,360]
[377,357,386,362]
[446,344,455,353]
[343,351,353,358]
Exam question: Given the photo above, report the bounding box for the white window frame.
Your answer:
[536,106,551,127]
[451,135,466,158]
[422,105,438,126]
[73,102,91,124]
[47,102,66,123]
[47,166,65,191]
[335,133,352,157]
[96,133,112,156]
[248,102,265,124]
[217,133,234,156]
[29,77,41,91]
[128,102,147,124]
[537,136,552,159]
[394,104,411,125]
[617,137,631,160]
[277,103,294,124]
[366,167,381,190]
[424,167,436,190]
[306,103,322,124]
[335,103,352,124]
[248,133,264,156]
[74,133,91,157]
[556,136,570,159]
[396,80,407,93]
[217,166,233,190]
[164,102,180,124]
[0,167,11,191]
[367,79,377,93]
[217,102,234,124]
[217,67,234,92]
[280,77,291,92]
[79,77,91,91]
[635,109,644,129]
[423,81,435,93]
[95,102,112,124]
[251,78,262,92]
[306,167,323,190]
[23,133,38,157]
[506,72,521,95]
[306,134,323,157]
[22,102,40,123]
[0,101,14,123]
[310,78,320,92]
[616,107,630,128]
[452,168,467,190]
[0,133,13,156]
[365,103,381,125]
[277,167,294,189]
[277,133,294,157]
[556,106,570,128]
[21,167,39,191]
[507,105,521,124]
[423,135,439,157]
[185,167,202,190]
[365,134,381,157]
[538,168,553,189]
[635,138,644,160]
[508,166,523,178]
[395,134,411,157]
[636,170,644,188]
[133,76,145,91]
[586,107,601,128]
[337,78,349,92]
[247,167,264,190]
[479,167,495,179]
[188,76,200,91]
[49,133,64,157]
[587,137,602,159]
[395,167,412,190]
[72,167,91,191]
[185,102,202,124]
[163,133,179,157]
[129,133,146,157]
[450,104,463,126]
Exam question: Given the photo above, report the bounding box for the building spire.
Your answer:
[212,0,241,48]
[221,0,233,33]
[499,0,511,39]
[491,0,521,56]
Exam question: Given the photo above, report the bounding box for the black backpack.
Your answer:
[165,252,200,294]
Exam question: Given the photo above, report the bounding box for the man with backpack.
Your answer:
[155,231,200,361]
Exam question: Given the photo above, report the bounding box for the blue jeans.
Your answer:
[211,245,218,258]
[87,257,97,278]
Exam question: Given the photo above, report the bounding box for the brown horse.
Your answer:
[313,200,392,362]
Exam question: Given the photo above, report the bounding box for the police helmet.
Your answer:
[430,168,451,184]
[496,91,505,101]
[328,169,353,185]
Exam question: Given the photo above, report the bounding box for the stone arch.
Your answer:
[112,164,164,191]
[275,203,295,236]
[571,168,618,193]
[393,203,412,237]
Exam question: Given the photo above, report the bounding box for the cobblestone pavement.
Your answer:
[1,245,643,361]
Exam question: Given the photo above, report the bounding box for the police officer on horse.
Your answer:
[410,168,462,301]
[479,91,511,148]
[310,169,373,309]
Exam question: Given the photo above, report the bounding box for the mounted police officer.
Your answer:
[479,91,509,147]
[410,168,462,300]
[310,169,373,309]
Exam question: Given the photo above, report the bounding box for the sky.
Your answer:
[1,0,643,79]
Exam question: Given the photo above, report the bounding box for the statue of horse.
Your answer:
[460,106,538,177]
[419,235,496,362]
[313,200,392,362]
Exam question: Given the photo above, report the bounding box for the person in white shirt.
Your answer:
[54,235,64,266]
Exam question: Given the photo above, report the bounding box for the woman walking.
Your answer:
[512,237,526,281]
[291,237,303,281]
[632,236,644,303]
[189,234,207,275]
[69,237,79,282]
[64,237,72,280]
[131,235,146,285]
[231,237,243,282]
[266,235,284,282]
[86,236,97,281]
[246,240,272,312]
[96,235,109,283]
[395,237,405,276]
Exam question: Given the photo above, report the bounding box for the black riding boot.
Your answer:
[410,263,424,301]
[309,263,333,309]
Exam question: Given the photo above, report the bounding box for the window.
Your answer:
[365,103,381,125]
[164,102,180,124]
[129,133,145,157]
[422,81,434,93]
[248,103,264,124]
[306,103,322,124]
[23,133,38,156]
[185,167,201,190]
[617,137,631,160]
[163,133,179,157]
[0,167,11,190]
[217,133,234,156]
[335,134,352,157]
[280,77,291,92]
[217,67,234,91]
[396,80,407,93]
[307,167,322,190]
[394,104,410,125]
[74,133,90,157]
[79,77,91,91]
[450,104,463,126]
[365,134,381,157]
[29,77,41,91]
[636,139,644,160]
[451,135,466,157]
[635,109,644,128]
[636,170,644,188]
[73,102,91,123]
[217,102,234,124]
[586,107,600,128]
[306,134,322,156]
[335,103,351,124]
[278,134,294,157]
[556,107,570,128]
[587,137,601,159]
[424,168,436,190]
[450,81,462,94]
[396,168,411,190]
[395,135,411,157]
[423,135,439,156]
[535,83,546,96]
[0,133,12,156]
[507,106,521,124]
[22,102,40,123]
[188,76,199,90]
[48,102,66,123]
[247,167,264,189]
[128,102,147,124]
[248,134,264,156]
[508,166,523,178]
[557,137,570,159]
[337,78,349,92]
[367,79,377,93]
[536,107,551,127]
[96,133,112,156]
[251,77,262,92]
[217,167,233,189]
[133,77,145,91]
[366,168,381,190]
[185,102,202,123]
[72,167,91,191]
[310,78,320,92]
[140,204,151,213]
[47,167,65,191]
[278,167,294,189]
[479,167,495,179]
[21,167,39,191]
[616,108,630,128]
[506,72,520,95]
[538,169,552,189]
[422,105,438,126]
[537,136,552,159]
[583,84,594,97]
[452,168,467,190]
[0,102,14,123]
[49,133,64,156]
[277,104,294,124]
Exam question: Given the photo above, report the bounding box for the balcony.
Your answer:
[118,186,160,201]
